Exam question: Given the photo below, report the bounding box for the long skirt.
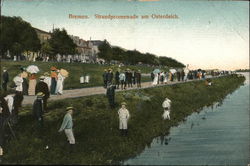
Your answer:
[152,74,158,85]
[50,78,57,94]
[55,80,64,94]
[22,78,29,95]
[28,79,36,96]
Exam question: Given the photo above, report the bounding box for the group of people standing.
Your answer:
[103,68,142,90]
[0,66,69,157]
[103,68,142,109]
[151,67,206,85]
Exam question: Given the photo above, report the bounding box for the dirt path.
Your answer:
[22,79,204,106]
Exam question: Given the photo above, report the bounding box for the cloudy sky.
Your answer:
[2,0,249,70]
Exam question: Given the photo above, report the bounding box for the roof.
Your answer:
[34,28,51,35]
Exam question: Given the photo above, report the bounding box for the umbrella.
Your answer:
[184,68,189,74]
[153,69,161,74]
[59,69,69,77]
[26,65,40,74]
[169,69,177,74]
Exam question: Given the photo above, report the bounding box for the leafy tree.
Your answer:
[98,40,113,62]
[0,16,41,59]
[48,28,76,59]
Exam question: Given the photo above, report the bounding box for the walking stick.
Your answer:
[7,122,17,139]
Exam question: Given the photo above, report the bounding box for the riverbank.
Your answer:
[1,74,245,164]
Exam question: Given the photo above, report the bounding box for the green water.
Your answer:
[124,73,249,166]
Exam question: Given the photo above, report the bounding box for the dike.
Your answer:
[1,74,245,165]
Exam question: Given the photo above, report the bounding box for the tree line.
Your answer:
[0,16,184,68]
[98,40,185,67]
[0,16,76,60]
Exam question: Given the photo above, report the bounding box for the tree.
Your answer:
[48,28,76,59]
[0,16,41,59]
[98,40,113,63]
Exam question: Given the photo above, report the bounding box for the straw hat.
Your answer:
[121,102,127,106]
[66,106,74,111]
[36,92,45,97]
[44,72,50,77]
[39,76,45,80]
[59,69,69,77]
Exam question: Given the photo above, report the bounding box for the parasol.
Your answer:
[26,65,40,74]
[169,69,176,74]
[153,69,161,74]
[59,69,69,77]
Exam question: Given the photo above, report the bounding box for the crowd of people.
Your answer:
[102,68,142,90]
[150,68,207,85]
[0,65,69,157]
[0,65,231,158]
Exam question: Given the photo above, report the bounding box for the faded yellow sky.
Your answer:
[2,0,249,70]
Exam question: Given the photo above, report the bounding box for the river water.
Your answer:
[124,73,249,166]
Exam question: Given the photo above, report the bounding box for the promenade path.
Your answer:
[22,78,208,106]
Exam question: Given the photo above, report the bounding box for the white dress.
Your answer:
[44,76,51,91]
[152,73,158,85]
[55,73,65,94]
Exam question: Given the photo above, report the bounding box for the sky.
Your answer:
[2,0,249,70]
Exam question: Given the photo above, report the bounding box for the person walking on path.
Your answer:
[20,70,29,96]
[162,97,172,120]
[106,83,116,108]
[58,107,75,152]
[119,71,126,90]
[2,67,9,92]
[163,71,168,84]
[118,102,130,136]
[32,92,45,128]
[12,74,24,124]
[28,73,37,96]
[50,67,58,95]
[55,72,66,95]
[115,70,120,89]
[43,72,51,91]
[102,69,108,88]
[136,70,142,88]
[107,68,113,85]
[132,69,136,86]
[35,76,50,112]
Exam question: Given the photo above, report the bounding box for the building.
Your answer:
[34,28,51,44]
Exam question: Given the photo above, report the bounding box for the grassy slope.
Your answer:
[2,74,245,164]
[1,61,158,90]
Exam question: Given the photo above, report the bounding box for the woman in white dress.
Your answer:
[152,73,158,85]
[55,72,65,95]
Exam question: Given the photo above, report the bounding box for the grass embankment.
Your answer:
[2,74,245,165]
[1,61,157,90]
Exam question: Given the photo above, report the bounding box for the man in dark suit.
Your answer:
[35,76,50,112]
[106,83,116,109]
[2,67,9,92]
[32,92,45,128]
